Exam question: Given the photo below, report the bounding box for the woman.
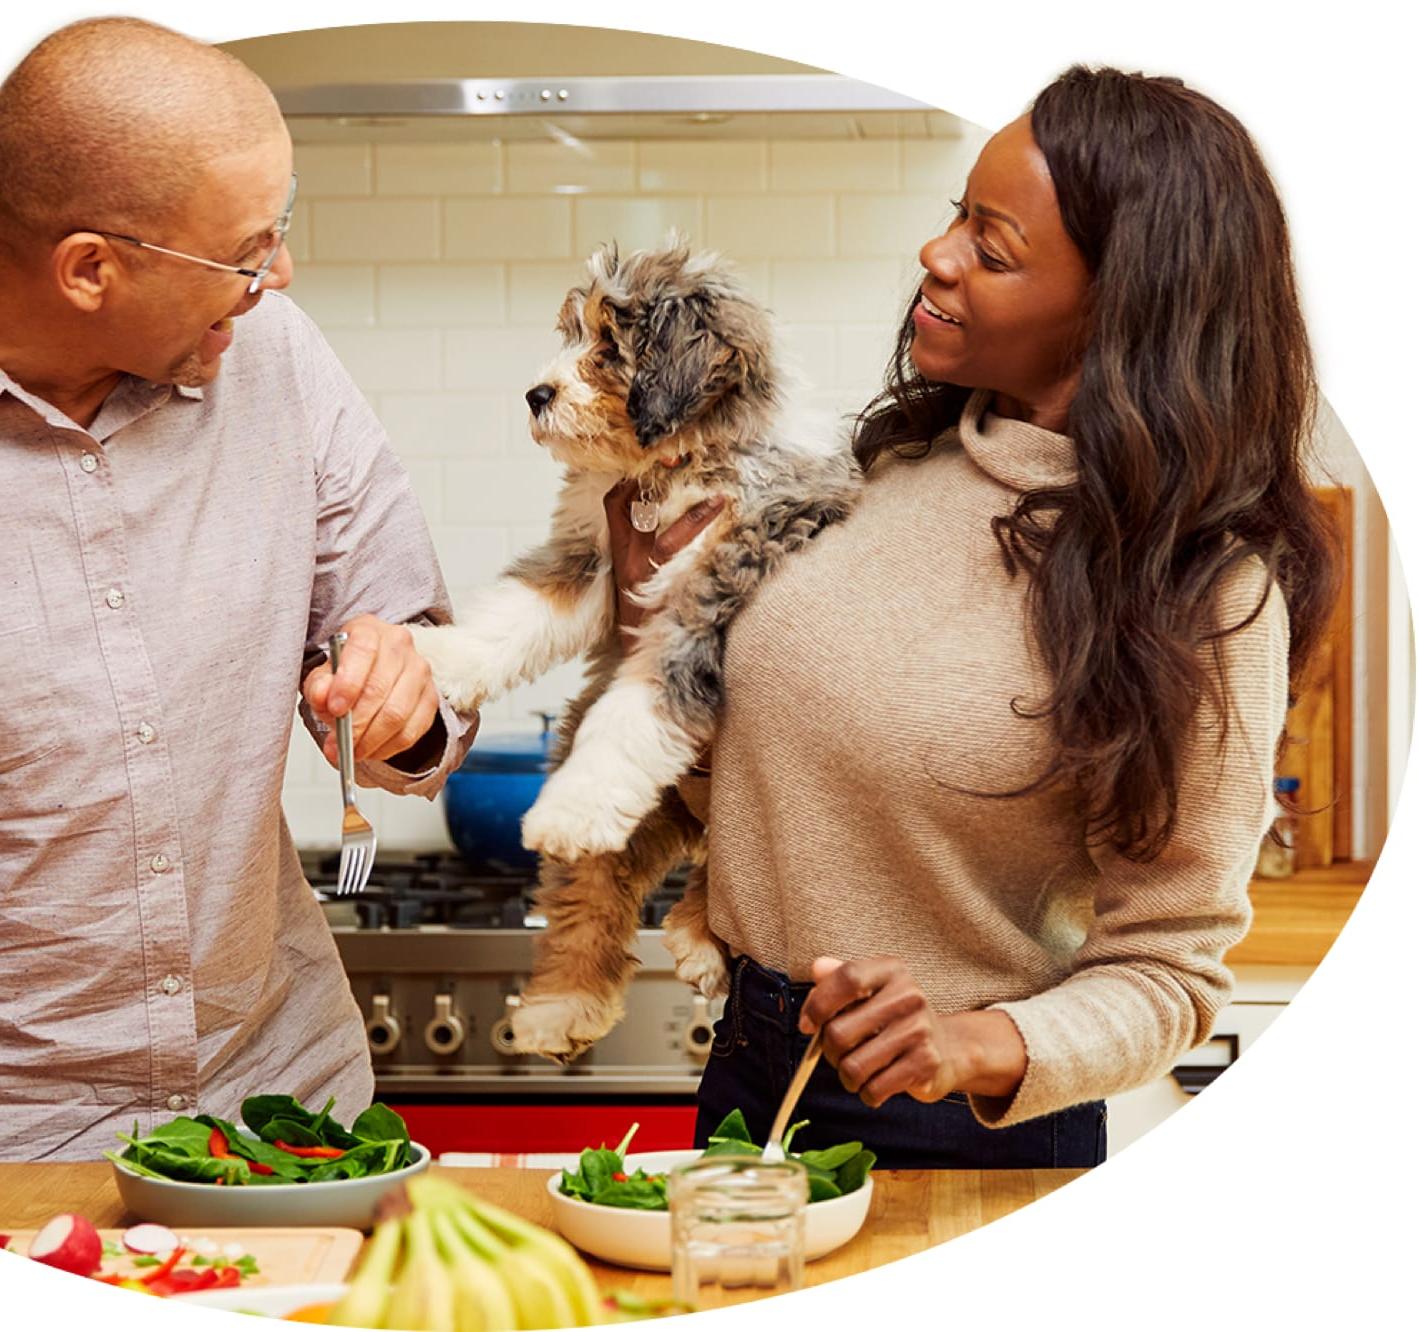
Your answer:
[606,65,1338,1168]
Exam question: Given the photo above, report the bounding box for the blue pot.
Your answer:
[443,722,557,873]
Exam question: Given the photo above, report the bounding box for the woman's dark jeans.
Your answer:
[695,955,1107,1170]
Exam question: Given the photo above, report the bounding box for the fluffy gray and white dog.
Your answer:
[411,236,860,1061]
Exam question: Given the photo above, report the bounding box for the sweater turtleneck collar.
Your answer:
[956,387,1077,492]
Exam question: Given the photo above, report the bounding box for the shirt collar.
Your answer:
[956,387,1077,492]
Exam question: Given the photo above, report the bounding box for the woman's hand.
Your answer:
[602,480,724,655]
[799,956,1028,1108]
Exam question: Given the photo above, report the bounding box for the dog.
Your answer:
[411,236,861,1061]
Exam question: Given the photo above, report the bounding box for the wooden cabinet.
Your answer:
[1278,486,1353,867]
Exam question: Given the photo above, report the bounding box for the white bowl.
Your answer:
[546,1149,874,1271]
[109,1141,431,1230]
[175,1281,348,1315]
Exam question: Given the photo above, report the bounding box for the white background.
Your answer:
[1,3,1414,1329]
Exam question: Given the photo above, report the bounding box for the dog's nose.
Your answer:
[526,384,557,416]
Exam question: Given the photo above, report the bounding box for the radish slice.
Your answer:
[27,1214,103,1276]
[121,1223,179,1255]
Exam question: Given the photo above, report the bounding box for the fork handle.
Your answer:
[328,632,357,806]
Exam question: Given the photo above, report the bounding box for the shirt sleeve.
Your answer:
[969,556,1290,1127]
[286,298,478,798]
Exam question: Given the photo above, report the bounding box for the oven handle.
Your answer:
[1170,1032,1239,1095]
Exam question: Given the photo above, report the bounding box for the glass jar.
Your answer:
[1255,775,1301,878]
[668,1154,808,1309]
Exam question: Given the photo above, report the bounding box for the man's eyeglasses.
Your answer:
[93,173,298,295]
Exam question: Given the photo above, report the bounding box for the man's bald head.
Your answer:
[0,17,286,251]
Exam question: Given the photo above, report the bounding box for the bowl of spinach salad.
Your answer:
[106,1094,429,1229]
[547,1111,876,1271]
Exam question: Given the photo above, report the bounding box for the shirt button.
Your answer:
[80,452,99,473]
[105,587,125,610]
[159,975,183,996]
[150,853,171,873]
[137,722,156,745]
[166,1093,187,1112]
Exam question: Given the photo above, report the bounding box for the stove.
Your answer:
[304,851,722,1155]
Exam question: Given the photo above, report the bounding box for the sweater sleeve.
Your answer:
[969,556,1290,1127]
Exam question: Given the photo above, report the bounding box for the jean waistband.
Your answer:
[727,954,815,1026]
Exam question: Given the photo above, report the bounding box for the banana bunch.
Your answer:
[327,1175,608,1331]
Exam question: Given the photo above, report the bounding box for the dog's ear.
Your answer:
[627,295,735,447]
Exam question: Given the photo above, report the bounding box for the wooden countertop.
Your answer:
[0,1161,1085,1298]
[1229,860,1372,967]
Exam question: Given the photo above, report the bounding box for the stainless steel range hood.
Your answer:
[274,75,958,144]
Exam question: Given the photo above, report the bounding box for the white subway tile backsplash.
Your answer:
[286,266,377,327]
[838,323,903,389]
[508,262,593,325]
[445,199,573,260]
[378,393,510,458]
[574,197,703,256]
[707,195,834,259]
[444,327,563,392]
[770,141,900,192]
[433,526,512,589]
[287,202,313,263]
[839,194,953,258]
[442,454,567,529]
[313,200,441,262]
[322,328,443,393]
[376,143,501,196]
[399,458,448,526]
[293,143,373,197]
[902,135,987,194]
[770,259,909,323]
[505,141,636,194]
[639,141,768,193]
[378,265,506,326]
[283,129,979,850]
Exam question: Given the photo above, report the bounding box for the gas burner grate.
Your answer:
[302,849,687,930]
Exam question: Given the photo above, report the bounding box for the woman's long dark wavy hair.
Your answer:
[852,65,1340,862]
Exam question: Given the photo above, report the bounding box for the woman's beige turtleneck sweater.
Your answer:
[693,388,1289,1128]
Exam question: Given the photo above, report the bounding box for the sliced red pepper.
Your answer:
[248,1159,275,1175]
[0,1234,9,1249]
[273,1139,345,1159]
[611,1171,628,1182]
[154,1268,221,1294]
[208,1126,231,1158]
[92,1273,127,1285]
[211,1265,242,1288]
[137,1245,186,1286]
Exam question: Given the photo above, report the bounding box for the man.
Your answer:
[0,18,478,1159]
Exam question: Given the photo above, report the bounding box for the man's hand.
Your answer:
[799,956,1028,1108]
[303,614,441,765]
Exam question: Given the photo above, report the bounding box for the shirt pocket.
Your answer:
[0,622,61,773]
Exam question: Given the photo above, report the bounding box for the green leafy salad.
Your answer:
[557,1109,876,1210]
[104,1093,413,1186]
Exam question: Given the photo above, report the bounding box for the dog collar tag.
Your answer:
[630,496,660,532]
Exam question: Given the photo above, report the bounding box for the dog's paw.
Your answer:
[665,926,730,999]
[406,624,494,713]
[521,767,643,860]
[510,991,618,1063]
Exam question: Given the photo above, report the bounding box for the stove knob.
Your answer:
[490,993,521,1056]
[424,993,467,1056]
[366,992,402,1056]
[682,995,715,1059]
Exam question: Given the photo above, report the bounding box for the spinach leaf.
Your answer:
[559,1167,594,1201]
[807,1174,844,1203]
[700,1137,761,1158]
[259,1116,324,1147]
[578,1147,622,1197]
[350,1104,410,1164]
[589,1179,668,1210]
[796,1141,864,1172]
[240,1094,314,1138]
[706,1109,754,1145]
[832,1148,876,1196]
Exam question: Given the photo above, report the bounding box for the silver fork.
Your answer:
[761,1027,824,1164]
[328,632,376,897]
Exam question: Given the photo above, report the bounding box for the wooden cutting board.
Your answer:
[4,1226,362,1287]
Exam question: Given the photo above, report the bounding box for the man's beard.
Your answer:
[166,348,221,388]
